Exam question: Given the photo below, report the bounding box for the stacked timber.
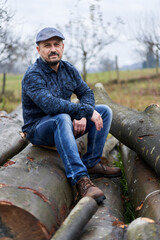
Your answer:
[1,82,160,239]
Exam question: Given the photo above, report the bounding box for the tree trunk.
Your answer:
[0,111,27,165]
[93,83,160,176]
[115,55,120,83]
[156,49,159,77]
[0,144,75,240]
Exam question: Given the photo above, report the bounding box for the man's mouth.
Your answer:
[48,52,59,57]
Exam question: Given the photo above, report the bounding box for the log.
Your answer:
[0,111,27,165]
[121,144,160,221]
[80,177,125,240]
[0,144,75,240]
[102,135,119,159]
[93,83,160,176]
[125,217,160,240]
[51,197,98,240]
[10,104,23,123]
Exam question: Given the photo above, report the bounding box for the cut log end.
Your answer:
[0,205,50,240]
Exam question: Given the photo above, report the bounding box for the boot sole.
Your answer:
[89,172,122,179]
[95,195,106,204]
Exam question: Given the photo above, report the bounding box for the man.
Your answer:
[22,27,121,204]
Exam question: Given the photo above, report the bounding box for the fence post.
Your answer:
[2,72,6,95]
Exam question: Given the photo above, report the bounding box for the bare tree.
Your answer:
[134,15,160,73]
[0,0,14,63]
[58,0,123,82]
[99,55,115,72]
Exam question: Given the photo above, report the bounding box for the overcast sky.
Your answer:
[7,0,160,67]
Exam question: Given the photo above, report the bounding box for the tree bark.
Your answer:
[0,111,27,165]
[93,83,160,176]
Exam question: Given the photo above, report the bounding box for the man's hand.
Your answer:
[73,118,87,136]
[91,110,103,131]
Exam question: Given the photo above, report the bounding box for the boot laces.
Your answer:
[77,177,95,195]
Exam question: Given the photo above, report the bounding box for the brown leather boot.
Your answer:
[76,176,106,204]
[88,161,122,178]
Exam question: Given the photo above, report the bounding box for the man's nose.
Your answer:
[50,45,56,52]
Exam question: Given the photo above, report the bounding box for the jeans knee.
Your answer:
[55,113,72,128]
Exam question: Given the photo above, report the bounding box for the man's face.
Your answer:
[36,37,64,66]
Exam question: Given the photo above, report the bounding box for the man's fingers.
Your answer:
[91,110,103,131]
[73,118,87,136]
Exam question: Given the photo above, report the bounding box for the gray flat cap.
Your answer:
[36,27,65,44]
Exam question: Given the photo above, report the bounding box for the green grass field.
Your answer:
[0,68,160,113]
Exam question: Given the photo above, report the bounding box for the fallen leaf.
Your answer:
[135,201,144,211]
[27,156,34,162]
[112,220,128,228]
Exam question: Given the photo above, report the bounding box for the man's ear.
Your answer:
[62,42,64,52]
[36,45,40,54]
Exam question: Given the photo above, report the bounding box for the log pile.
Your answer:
[1,82,160,239]
[93,83,160,239]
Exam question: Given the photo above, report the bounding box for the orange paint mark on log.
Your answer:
[138,134,154,140]
[0,183,8,188]
[0,201,13,206]
[4,161,16,167]
[18,186,49,203]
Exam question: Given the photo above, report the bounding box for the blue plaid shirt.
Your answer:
[22,57,95,138]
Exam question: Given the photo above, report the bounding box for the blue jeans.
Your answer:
[28,105,112,185]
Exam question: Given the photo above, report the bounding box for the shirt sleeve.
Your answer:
[24,72,94,120]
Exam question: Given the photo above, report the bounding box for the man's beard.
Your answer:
[46,51,60,66]
[46,60,60,66]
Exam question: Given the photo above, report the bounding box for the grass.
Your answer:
[104,78,160,111]
[0,67,160,112]
[87,67,160,85]
[0,74,23,112]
